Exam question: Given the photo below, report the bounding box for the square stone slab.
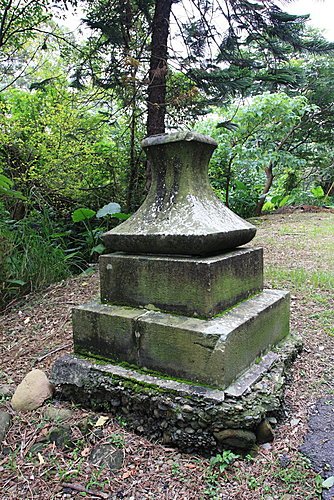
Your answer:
[73,289,289,389]
[99,247,263,317]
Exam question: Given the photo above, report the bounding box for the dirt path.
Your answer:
[0,212,333,499]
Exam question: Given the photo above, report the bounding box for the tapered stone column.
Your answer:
[103,131,256,255]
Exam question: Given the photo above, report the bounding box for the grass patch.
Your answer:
[309,309,334,336]
[266,266,334,291]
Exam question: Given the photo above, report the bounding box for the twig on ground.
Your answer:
[34,343,72,364]
[61,482,109,498]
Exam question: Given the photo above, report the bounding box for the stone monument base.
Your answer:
[51,335,301,454]
[99,247,263,317]
[72,289,290,389]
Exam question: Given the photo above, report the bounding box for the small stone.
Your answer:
[213,429,256,450]
[182,405,193,413]
[11,369,54,412]
[111,399,121,407]
[260,442,272,451]
[162,432,172,444]
[0,411,11,443]
[0,385,14,397]
[89,444,124,471]
[256,420,274,444]
[185,427,195,434]
[77,417,90,434]
[44,407,73,422]
[48,426,72,449]
[267,417,277,426]
[279,454,291,468]
[290,418,300,427]
[190,421,201,430]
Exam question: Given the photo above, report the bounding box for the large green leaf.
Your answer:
[111,212,131,220]
[0,174,26,200]
[311,186,325,199]
[0,186,26,200]
[72,208,96,222]
[90,243,105,255]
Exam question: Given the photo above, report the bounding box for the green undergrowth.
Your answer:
[0,210,72,310]
[266,266,334,291]
[240,453,323,499]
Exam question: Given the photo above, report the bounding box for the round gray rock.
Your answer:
[0,411,11,443]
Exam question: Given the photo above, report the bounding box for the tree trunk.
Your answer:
[126,101,137,212]
[225,158,233,207]
[255,162,274,216]
[147,0,172,136]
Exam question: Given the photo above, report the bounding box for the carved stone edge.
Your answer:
[141,131,218,148]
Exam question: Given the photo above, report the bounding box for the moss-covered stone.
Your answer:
[213,429,257,450]
[102,131,256,256]
[72,289,290,389]
[99,247,263,318]
[50,334,301,455]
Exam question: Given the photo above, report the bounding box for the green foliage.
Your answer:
[69,203,130,265]
[203,470,220,499]
[0,82,131,208]
[263,186,333,212]
[0,0,53,90]
[72,208,96,223]
[209,450,239,473]
[107,433,125,449]
[310,186,325,199]
[0,207,71,310]
[197,92,312,216]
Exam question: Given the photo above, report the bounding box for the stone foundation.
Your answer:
[51,335,302,455]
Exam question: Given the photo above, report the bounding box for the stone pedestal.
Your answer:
[72,289,289,388]
[100,247,263,317]
[51,131,299,453]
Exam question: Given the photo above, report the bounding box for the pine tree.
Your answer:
[77,0,334,136]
